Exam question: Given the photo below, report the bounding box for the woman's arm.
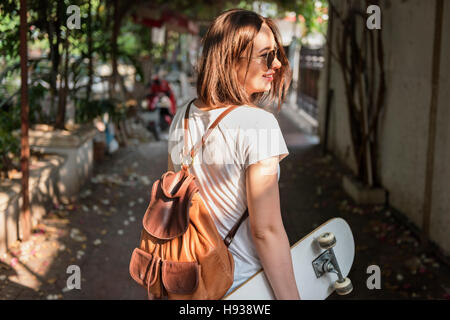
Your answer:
[246,156,300,300]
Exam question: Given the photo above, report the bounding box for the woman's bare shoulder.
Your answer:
[231,105,277,126]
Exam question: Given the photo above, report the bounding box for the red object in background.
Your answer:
[132,10,199,35]
[147,77,177,116]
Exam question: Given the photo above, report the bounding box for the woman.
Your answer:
[167,8,300,300]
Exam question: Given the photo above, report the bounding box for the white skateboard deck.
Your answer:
[224,218,355,300]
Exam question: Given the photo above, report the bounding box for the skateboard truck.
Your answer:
[312,232,353,295]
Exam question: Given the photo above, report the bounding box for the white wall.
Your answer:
[429,1,450,254]
[318,0,450,254]
[378,0,435,228]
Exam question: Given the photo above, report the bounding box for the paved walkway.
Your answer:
[1,107,449,300]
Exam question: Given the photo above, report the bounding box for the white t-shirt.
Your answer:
[167,100,289,294]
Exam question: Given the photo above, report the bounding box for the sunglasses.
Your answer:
[241,48,281,69]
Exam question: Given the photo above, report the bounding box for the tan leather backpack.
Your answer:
[129,99,249,299]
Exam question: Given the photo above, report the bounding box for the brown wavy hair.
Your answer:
[196,8,292,112]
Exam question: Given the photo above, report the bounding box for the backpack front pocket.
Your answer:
[129,248,161,289]
[161,260,199,294]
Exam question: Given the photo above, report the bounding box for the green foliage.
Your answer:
[302,0,328,35]
[0,0,21,61]
[0,80,48,175]
[74,98,126,124]
[0,93,20,175]
[75,98,111,124]
[1,0,328,132]
[29,82,49,123]
[276,0,328,35]
[0,129,20,174]
[0,75,49,174]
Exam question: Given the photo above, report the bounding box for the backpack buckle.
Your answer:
[180,150,194,167]
[224,235,232,247]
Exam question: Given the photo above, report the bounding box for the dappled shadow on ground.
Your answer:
[0,137,168,299]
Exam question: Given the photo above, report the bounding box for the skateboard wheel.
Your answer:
[334,277,353,295]
[318,232,336,249]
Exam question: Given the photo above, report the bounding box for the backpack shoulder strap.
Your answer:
[182,99,250,246]
[224,208,249,247]
[182,99,239,166]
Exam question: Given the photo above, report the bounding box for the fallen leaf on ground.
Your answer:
[70,229,87,242]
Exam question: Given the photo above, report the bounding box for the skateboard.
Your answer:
[223,217,355,300]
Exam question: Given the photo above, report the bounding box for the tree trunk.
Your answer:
[55,35,69,129]
[86,0,93,101]
[48,19,58,117]
[148,27,153,84]
[19,0,31,241]
[163,27,169,66]
[110,0,120,98]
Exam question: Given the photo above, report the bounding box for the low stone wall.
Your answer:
[27,124,97,204]
[0,154,65,254]
[1,123,97,254]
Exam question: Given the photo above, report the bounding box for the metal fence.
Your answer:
[297,46,324,120]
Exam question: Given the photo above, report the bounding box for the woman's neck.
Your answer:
[193,98,261,110]
[193,99,229,111]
